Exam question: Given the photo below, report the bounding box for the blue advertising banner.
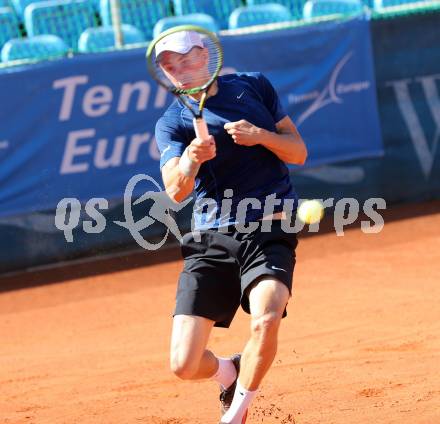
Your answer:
[221,16,383,167]
[0,50,165,218]
[0,16,382,218]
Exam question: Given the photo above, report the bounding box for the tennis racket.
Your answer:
[146,25,223,144]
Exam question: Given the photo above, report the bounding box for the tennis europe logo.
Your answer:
[287,51,371,127]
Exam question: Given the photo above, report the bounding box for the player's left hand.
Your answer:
[224,119,262,146]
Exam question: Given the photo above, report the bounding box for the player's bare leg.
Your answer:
[241,278,289,389]
[170,314,217,379]
[170,314,238,389]
[220,278,289,423]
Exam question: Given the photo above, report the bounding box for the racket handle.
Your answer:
[193,117,210,142]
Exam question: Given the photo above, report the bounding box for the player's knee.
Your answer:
[250,312,281,339]
[171,364,197,380]
[170,354,199,380]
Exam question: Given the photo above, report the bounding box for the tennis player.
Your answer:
[154,31,307,424]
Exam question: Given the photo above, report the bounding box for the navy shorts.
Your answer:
[174,220,298,328]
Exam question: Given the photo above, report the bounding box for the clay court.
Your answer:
[1,201,439,424]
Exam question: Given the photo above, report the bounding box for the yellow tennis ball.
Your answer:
[297,200,324,224]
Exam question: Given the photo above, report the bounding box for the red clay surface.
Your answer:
[1,201,439,424]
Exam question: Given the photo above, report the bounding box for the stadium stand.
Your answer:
[153,13,219,38]
[228,3,292,29]
[303,0,364,19]
[100,0,172,41]
[11,0,47,18]
[78,24,145,53]
[1,34,68,61]
[12,0,100,19]
[246,0,307,20]
[172,0,243,29]
[373,0,432,8]
[0,7,20,51]
[24,0,97,51]
[0,0,12,8]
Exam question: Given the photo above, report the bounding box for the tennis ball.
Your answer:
[297,199,324,225]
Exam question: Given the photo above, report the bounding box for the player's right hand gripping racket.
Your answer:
[146,26,223,173]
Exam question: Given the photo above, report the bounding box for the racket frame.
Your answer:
[146,25,223,141]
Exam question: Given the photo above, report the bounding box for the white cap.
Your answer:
[155,30,204,59]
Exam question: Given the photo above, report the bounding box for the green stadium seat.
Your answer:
[228,3,292,29]
[0,7,20,51]
[153,13,219,38]
[24,0,97,51]
[1,34,68,62]
[78,24,145,53]
[172,0,243,30]
[246,0,306,21]
[303,0,364,19]
[100,0,172,41]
